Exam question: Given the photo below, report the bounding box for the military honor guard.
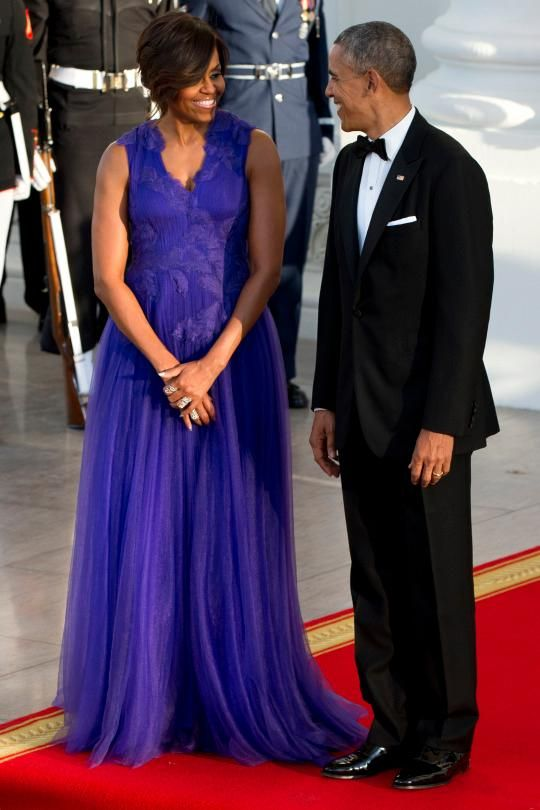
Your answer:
[189,0,334,407]
[25,0,179,364]
[0,0,37,321]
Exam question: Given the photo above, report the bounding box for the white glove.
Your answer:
[31,150,52,191]
[13,176,31,201]
[320,136,336,167]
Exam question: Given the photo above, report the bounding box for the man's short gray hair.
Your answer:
[335,22,416,93]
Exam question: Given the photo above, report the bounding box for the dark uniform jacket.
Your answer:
[312,111,500,458]
[0,0,37,191]
[27,0,174,128]
[189,0,331,161]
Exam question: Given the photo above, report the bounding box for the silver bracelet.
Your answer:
[157,362,181,379]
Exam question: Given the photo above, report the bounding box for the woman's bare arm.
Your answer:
[205,128,286,374]
[92,143,179,373]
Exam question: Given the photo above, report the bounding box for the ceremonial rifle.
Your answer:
[37,63,90,428]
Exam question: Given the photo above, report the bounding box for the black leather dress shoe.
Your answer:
[322,744,403,779]
[393,746,470,789]
[287,381,309,409]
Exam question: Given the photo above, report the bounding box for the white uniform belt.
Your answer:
[225,62,306,80]
[49,65,142,92]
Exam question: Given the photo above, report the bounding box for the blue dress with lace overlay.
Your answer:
[54,110,365,766]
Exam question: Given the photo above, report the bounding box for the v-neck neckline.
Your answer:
[153,114,218,194]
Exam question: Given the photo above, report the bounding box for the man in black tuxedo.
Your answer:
[310,22,499,790]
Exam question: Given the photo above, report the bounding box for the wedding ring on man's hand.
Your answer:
[164,384,177,394]
[177,396,192,410]
[432,472,444,478]
[189,409,200,422]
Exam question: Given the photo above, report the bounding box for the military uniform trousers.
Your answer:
[13,192,48,319]
[269,152,319,382]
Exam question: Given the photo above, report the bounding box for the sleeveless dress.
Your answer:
[54,110,366,767]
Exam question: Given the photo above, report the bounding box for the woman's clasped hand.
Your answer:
[159,359,217,430]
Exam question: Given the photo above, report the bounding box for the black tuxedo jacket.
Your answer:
[312,110,499,458]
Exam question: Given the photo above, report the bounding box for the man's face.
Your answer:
[326,44,371,132]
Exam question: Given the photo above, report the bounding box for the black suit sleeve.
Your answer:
[422,154,494,436]
[311,151,343,411]
[306,1,333,141]
[5,0,38,163]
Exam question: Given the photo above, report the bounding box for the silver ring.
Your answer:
[189,408,200,422]
[164,384,177,394]
[432,472,443,478]
[177,396,192,410]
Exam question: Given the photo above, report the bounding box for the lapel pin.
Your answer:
[396,174,405,181]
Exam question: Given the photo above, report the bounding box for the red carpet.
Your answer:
[1,548,539,810]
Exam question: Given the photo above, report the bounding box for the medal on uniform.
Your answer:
[298,0,316,39]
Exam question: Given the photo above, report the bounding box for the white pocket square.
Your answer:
[386,216,418,227]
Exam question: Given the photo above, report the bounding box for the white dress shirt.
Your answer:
[357,106,416,251]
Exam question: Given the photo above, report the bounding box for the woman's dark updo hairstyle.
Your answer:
[137,13,229,117]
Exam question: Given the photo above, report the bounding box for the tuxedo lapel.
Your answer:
[356,111,429,279]
[338,152,364,283]
[357,154,422,276]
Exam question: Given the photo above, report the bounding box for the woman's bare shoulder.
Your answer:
[96,142,129,186]
[246,129,280,174]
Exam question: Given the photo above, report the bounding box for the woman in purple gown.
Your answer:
[54,13,365,767]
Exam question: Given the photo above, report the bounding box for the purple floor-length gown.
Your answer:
[54,110,366,767]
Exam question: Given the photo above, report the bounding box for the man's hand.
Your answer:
[309,410,340,478]
[31,150,52,191]
[409,429,454,488]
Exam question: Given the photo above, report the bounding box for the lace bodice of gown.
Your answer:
[117,110,254,350]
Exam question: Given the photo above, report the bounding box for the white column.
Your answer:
[413,1,540,409]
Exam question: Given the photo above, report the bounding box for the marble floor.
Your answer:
[1,309,539,724]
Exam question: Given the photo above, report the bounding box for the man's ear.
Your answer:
[366,69,381,93]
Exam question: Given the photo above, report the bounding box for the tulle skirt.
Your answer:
[54,309,366,766]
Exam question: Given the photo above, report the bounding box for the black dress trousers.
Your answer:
[339,410,478,753]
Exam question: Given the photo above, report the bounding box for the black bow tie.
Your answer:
[354,135,389,161]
